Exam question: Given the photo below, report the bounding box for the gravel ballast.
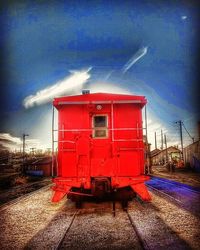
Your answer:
[0,187,200,249]
[151,192,200,249]
[0,188,66,249]
[60,203,141,250]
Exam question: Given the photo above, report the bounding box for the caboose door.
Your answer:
[90,113,113,177]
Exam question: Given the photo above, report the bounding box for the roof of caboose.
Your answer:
[53,92,147,108]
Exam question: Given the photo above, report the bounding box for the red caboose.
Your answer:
[52,91,151,204]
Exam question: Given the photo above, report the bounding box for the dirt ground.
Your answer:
[151,165,200,188]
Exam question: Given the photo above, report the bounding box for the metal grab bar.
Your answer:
[55,127,143,131]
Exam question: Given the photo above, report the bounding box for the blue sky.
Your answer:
[0,0,199,151]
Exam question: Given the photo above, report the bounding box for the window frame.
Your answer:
[92,114,109,139]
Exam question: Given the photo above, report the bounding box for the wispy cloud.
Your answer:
[146,110,196,149]
[181,16,187,20]
[104,70,115,81]
[146,113,170,150]
[0,133,48,151]
[0,133,22,145]
[122,46,148,73]
[23,67,91,108]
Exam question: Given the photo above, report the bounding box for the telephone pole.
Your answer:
[161,129,163,150]
[164,134,168,163]
[155,132,157,149]
[22,133,29,175]
[30,147,36,156]
[175,121,184,161]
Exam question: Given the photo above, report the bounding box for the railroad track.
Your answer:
[146,184,183,204]
[0,184,51,211]
[55,203,151,250]
[147,182,200,217]
[149,176,200,194]
[0,178,51,195]
[147,176,200,205]
[0,179,51,206]
[54,207,148,250]
[2,179,51,192]
[126,209,150,250]
[24,198,192,249]
[125,198,192,250]
[55,210,79,250]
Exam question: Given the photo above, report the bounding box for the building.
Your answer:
[183,140,200,172]
[150,146,181,165]
[150,148,161,165]
[26,156,52,176]
[143,135,151,173]
[183,121,200,171]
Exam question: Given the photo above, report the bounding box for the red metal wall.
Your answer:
[56,99,144,179]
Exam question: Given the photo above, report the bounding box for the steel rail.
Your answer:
[146,184,183,204]
[0,185,51,212]
[55,210,78,250]
[0,179,51,193]
[147,183,200,219]
[126,210,150,250]
[149,176,200,195]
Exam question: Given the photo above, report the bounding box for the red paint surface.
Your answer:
[52,93,151,202]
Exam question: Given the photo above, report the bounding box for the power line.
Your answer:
[182,122,194,143]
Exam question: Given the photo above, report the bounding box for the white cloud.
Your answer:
[146,113,170,150]
[0,133,22,145]
[88,82,177,149]
[181,16,187,20]
[88,82,185,149]
[104,70,115,81]
[122,46,148,73]
[146,110,197,150]
[23,68,91,108]
[89,79,199,149]
[0,133,48,152]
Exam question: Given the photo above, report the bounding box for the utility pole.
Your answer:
[155,132,157,149]
[144,105,148,143]
[164,134,168,163]
[176,121,184,162]
[22,133,29,175]
[161,129,163,150]
[30,147,35,155]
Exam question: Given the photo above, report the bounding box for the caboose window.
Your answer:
[93,115,108,138]
[94,116,106,127]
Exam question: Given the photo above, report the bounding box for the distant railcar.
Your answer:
[51,92,151,206]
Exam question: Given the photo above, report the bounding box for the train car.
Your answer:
[51,91,151,207]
